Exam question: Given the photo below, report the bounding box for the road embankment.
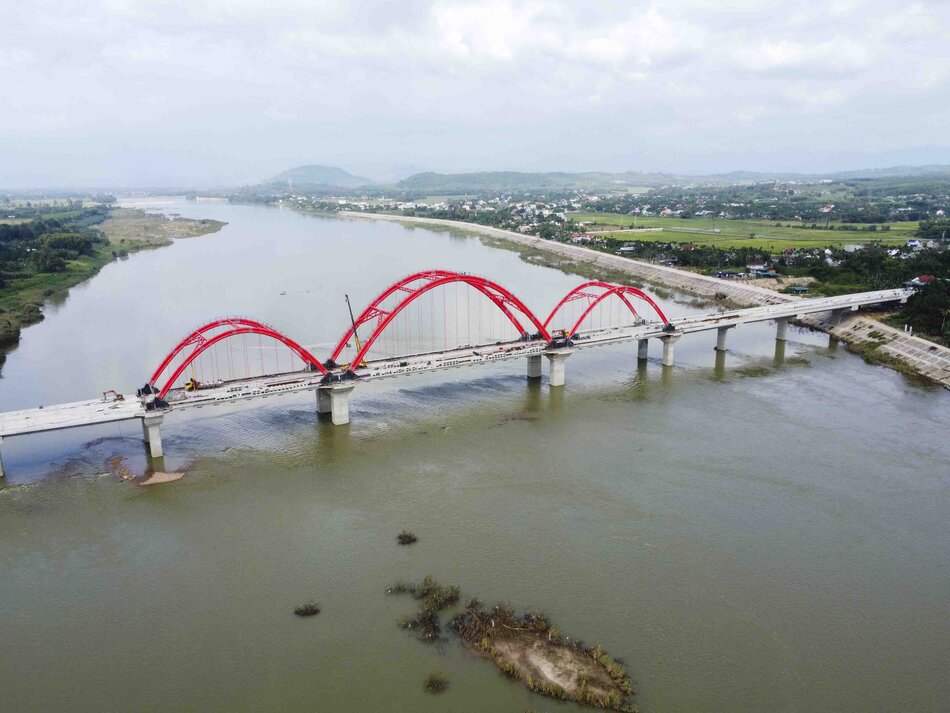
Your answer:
[340,211,950,388]
[340,211,787,307]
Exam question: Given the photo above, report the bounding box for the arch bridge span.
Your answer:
[0,270,913,475]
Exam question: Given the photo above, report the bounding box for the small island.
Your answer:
[388,576,636,711]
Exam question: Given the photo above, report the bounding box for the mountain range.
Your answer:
[260,164,950,194]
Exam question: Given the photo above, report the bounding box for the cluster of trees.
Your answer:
[917,218,950,241]
[404,203,572,239]
[583,175,949,224]
[782,245,950,292]
[0,208,108,279]
[902,281,950,343]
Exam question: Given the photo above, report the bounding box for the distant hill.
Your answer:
[267,165,373,189]
[394,171,673,193]
[394,166,950,194]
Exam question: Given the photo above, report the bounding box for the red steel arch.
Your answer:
[151,319,328,398]
[330,270,550,365]
[339,271,550,372]
[545,282,669,336]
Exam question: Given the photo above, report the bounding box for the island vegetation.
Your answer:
[422,672,448,694]
[387,575,636,711]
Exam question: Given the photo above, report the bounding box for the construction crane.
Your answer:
[345,294,368,369]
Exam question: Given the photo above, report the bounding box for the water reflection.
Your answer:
[773,339,787,366]
[713,349,727,380]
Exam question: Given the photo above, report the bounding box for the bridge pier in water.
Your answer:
[318,383,356,425]
[637,339,649,361]
[526,354,543,379]
[0,436,5,479]
[661,335,681,367]
[715,326,734,352]
[545,349,574,387]
[141,414,164,459]
[775,317,789,341]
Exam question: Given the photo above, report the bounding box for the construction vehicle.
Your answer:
[102,390,125,402]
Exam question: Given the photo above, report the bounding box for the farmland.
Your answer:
[569,212,916,250]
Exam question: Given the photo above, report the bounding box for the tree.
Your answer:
[902,281,950,342]
[32,247,66,273]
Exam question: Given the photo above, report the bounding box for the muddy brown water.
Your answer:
[0,199,947,712]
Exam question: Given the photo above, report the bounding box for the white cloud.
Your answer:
[0,0,948,184]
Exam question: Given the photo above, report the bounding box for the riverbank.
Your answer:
[340,212,950,387]
[0,208,225,370]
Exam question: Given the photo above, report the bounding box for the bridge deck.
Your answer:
[0,397,146,437]
[0,288,913,439]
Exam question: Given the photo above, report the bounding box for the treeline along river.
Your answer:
[0,199,947,712]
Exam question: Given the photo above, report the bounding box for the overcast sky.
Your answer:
[2,0,949,187]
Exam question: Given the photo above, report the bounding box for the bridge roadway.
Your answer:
[0,287,911,476]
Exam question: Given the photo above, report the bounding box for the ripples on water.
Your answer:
[1,202,947,713]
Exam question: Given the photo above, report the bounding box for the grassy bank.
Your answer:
[0,208,225,368]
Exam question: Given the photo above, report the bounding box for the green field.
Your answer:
[569,212,916,249]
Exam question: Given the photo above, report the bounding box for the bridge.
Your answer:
[0,268,911,477]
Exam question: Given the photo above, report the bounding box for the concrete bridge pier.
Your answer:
[661,335,681,367]
[545,349,574,387]
[526,354,543,379]
[773,339,787,365]
[775,317,789,341]
[637,339,649,361]
[318,383,356,425]
[713,349,727,379]
[0,436,5,479]
[141,414,164,459]
[715,326,734,352]
[829,306,856,326]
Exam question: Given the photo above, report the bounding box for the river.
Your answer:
[1,199,947,713]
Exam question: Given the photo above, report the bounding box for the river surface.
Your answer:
[1,200,947,713]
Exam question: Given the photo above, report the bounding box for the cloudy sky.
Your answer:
[2,0,949,187]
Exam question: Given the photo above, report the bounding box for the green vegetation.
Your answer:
[0,203,225,367]
[397,531,418,545]
[387,575,637,711]
[450,600,636,711]
[896,281,950,345]
[387,575,460,643]
[845,339,921,378]
[422,672,448,694]
[571,212,913,250]
[0,205,112,357]
[294,601,321,617]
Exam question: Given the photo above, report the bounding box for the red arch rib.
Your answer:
[150,318,273,385]
[343,273,549,372]
[544,282,669,334]
[330,270,549,364]
[153,323,328,398]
